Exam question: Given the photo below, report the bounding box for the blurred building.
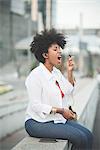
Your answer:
[38,0,56,30]
[60,27,100,76]
[0,0,56,68]
[0,0,35,67]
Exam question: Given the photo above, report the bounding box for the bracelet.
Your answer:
[50,108,57,115]
[50,108,64,115]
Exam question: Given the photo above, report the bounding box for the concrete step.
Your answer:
[0,89,28,139]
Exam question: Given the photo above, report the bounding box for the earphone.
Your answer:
[45,53,47,56]
[42,53,48,58]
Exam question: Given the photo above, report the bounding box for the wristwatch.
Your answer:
[50,108,57,115]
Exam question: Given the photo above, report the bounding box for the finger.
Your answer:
[69,62,74,65]
[70,110,74,115]
[68,58,73,61]
[70,115,75,120]
[69,117,73,120]
[72,114,77,120]
[68,61,74,66]
[69,62,74,66]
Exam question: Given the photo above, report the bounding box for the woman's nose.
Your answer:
[56,48,60,52]
[57,50,62,54]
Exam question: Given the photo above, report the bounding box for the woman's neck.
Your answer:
[44,62,53,72]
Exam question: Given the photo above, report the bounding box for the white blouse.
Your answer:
[25,63,74,124]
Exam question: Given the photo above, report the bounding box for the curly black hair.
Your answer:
[30,28,66,63]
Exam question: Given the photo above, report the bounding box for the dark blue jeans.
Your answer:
[25,119,93,150]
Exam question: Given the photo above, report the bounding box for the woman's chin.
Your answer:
[55,61,61,66]
[54,60,62,66]
[58,60,62,64]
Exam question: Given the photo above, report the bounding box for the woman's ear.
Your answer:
[42,53,48,59]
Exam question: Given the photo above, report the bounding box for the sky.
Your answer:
[56,0,100,29]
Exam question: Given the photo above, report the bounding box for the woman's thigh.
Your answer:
[67,120,91,133]
[25,119,89,148]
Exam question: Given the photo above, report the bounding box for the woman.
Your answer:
[25,29,93,150]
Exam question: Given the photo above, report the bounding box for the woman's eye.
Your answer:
[53,49,57,51]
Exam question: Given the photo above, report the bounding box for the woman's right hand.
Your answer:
[62,108,75,120]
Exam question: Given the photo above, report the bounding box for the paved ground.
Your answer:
[0,129,26,150]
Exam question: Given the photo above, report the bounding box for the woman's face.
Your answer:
[47,43,62,66]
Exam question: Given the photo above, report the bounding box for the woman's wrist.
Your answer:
[56,108,64,115]
[50,107,57,114]
[67,71,75,86]
[50,107,64,115]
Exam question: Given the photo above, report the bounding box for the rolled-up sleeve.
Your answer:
[25,75,52,118]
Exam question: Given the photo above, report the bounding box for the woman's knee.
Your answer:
[72,132,88,149]
[70,127,93,149]
[84,128,93,143]
[25,119,35,137]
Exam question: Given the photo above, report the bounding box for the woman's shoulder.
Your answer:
[25,66,41,84]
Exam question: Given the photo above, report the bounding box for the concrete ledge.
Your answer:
[12,137,69,150]
[73,78,99,131]
[12,78,99,150]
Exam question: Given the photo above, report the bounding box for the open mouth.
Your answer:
[57,56,62,60]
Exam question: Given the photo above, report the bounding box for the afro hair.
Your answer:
[30,28,66,63]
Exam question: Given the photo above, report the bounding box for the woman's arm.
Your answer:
[50,107,75,120]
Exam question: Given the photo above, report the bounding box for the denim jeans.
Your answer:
[25,119,93,150]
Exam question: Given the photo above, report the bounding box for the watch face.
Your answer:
[52,108,56,114]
